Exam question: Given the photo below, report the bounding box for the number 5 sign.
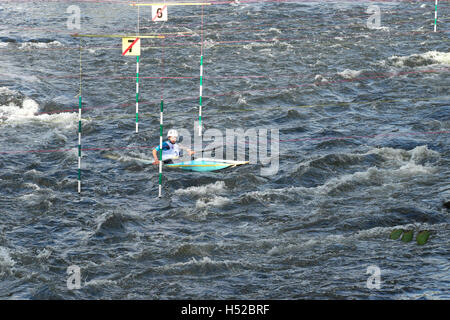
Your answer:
[152,5,168,22]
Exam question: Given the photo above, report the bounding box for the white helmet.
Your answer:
[167,129,178,138]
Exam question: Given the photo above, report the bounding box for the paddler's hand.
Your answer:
[188,150,195,156]
[152,159,160,165]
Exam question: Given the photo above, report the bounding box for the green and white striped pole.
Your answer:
[198,55,203,136]
[78,95,82,193]
[77,40,82,194]
[158,37,165,198]
[198,3,204,136]
[136,1,140,132]
[159,99,163,198]
[434,0,438,32]
[136,55,140,132]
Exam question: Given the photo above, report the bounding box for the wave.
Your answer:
[0,37,17,43]
[36,248,52,260]
[317,163,434,196]
[0,37,62,48]
[19,40,62,49]
[203,39,216,49]
[314,74,329,84]
[102,153,151,165]
[317,146,438,193]
[243,41,276,50]
[388,51,450,68]
[268,27,281,34]
[175,181,226,197]
[196,196,232,209]
[156,256,246,275]
[337,69,364,79]
[95,211,127,234]
[369,26,390,32]
[241,186,310,205]
[365,145,440,164]
[84,278,118,287]
[170,243,214,259]
[0,87,77,126]
[166,256,233,268]
[0,247,16,270]
[174,181,232,209]
[243,145,438,202]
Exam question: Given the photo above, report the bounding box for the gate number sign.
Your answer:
[122,37,141,56]
[152,5,168,22]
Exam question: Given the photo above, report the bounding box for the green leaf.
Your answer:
[416,230,430,245]
[390,229,403,240]
[401,230,414,243]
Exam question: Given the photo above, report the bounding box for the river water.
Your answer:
[0,0,449,299]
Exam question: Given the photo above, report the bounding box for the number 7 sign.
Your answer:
[122,37,141,56]
[152,5,168,22]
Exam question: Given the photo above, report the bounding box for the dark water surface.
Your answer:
[0,0,449,299]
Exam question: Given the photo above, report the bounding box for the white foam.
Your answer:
[388,51,450,67]
[0,247,16,267]
[0,87,18,95]
[314,74,329,84]
[170,256,214,267]
[268,235,346,255]
[398,162,433,174]
[237,95,247,105]
[244,186,311,202]
[366,145,440,163]
[421,51,450,65]
[370,26,390,31]
[0,96,77,126]
[32,111,78,127]
[18,193,36,201]
[243,146,438,201]
[409,145,440,162]
[24,183,41,191]
[268,27,281,34]
[318,161,435,194]
[19,74,41,83]
[0,98,39,122]
[19,40,62,49]
[203,39,216,49]
[36,248,52,260]
[243,40,275,50]
[317,168,378,194]
[196,196,232,209]
[175,181,226,197]
[161,256,243,270]
[337,69,363,79]
[84,279,117,287]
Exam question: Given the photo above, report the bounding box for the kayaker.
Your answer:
[152,129,194,165]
